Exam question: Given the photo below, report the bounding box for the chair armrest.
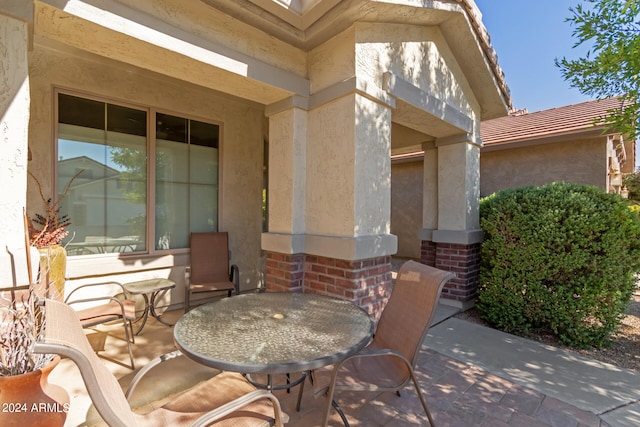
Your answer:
[343,347,405,359]
[312,347,413,397]
[65,296,134,322]
[33,340,130,427]
[190,389,286,427]
[331,347,410,369]
[334,347,413,378]
[125,350,182,399]
[230,264,240,295]
[65,281,129,303]
[65,296,128,308]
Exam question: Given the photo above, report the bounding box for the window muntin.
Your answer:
[56,93,220,255]
[155,113,219,250]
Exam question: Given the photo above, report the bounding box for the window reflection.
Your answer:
[56,93,220,255]
[58,93,147,255]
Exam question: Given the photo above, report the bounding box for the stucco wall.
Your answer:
[308,26,356,93]
[355,22,478,125]
[0,15,34,285]
[0,16,29,247]
[306,96,357,236]
[480,138,606,197]
[28,44,266,300]
[390,160,423,259]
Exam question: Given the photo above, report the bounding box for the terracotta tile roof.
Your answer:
[480,97,625,146]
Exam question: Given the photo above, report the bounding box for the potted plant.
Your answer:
[27,171,81,301]
[0,287,69,426]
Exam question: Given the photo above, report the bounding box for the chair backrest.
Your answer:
[190,232,230,283]
[33,299,137,427]
[373,261,455,367]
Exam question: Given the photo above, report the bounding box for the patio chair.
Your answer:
[34,299,288,427]
[185,232,239,312]
[65,282,137,369]
[312,260,455,427]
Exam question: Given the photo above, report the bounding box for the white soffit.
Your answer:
[246,0,342,29]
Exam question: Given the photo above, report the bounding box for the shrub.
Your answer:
[478,182,640,348]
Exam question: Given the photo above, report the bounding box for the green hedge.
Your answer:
[478,182,640,348]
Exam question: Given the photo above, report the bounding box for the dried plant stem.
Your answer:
[0,290,52,376]
[28,170,83,248]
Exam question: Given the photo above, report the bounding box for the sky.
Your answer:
[474,0,594,113]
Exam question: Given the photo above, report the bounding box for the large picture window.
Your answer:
[57,92,220,255]
[155,113,219,250]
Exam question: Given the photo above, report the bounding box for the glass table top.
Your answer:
[174,292,374,374]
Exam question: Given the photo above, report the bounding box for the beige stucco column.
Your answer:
[304,92,396,259]
[0,9,35,284]
[263,90,397,317]
[262,97,308,292]
[420,133,483,308]
[263,98,308,246]
[435,134,482,234]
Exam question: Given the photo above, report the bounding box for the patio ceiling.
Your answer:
[33,0,308,105]
[32,0,509,118]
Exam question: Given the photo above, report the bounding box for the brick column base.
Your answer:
[421,240,437,266]
[265,252,304,292]
[421,240,481,304]
[264,251,393,321]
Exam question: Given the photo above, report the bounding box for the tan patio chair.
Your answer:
[65,282,137,369]
[34,299,288,427]
[185,232,239,312]
[312,260,455,427]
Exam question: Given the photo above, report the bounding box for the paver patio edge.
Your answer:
[426,317,640,418]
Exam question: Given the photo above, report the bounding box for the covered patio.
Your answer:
[51,302,616,427]
[2,0,511,325]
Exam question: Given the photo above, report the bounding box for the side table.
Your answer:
[123,278,175,335]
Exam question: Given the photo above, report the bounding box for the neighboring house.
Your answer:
[1,1,510,316]
[391,98,635,279]
[481,97,635,197]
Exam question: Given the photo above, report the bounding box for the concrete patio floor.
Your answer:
[48,301,637,427]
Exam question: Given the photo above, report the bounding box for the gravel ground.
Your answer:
[454,292,640,372]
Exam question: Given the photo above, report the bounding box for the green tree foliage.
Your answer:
[623,168,640,201]
[478,183,640,348]
[556,0,640,141]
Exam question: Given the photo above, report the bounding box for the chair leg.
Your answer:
[408,366,435,426]
[322,376,343,427]
[332,400,350,427]
[295,372,307,412]
[122,317,135,370]
[125,317,135,344]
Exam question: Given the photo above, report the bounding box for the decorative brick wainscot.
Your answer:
[421,241,481,308]
[265,253,305,292]
[265,252,393,321]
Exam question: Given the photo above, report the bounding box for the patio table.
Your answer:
[173,292,374,408]
[123,278,175,335]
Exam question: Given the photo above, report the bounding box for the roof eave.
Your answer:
[481,127,613,152]
[200,0,512,116]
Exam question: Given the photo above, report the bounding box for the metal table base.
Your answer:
[124,278,176,335]
[244,371,308,411]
